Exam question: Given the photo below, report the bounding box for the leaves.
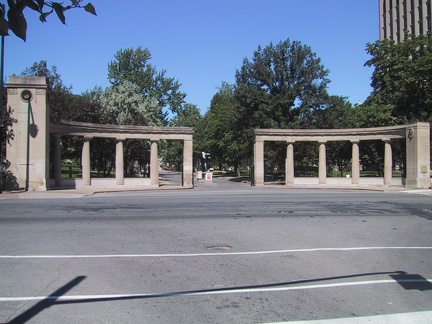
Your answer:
[36,0,44,10]
[3,0,97,41]
[365,33,432,122]
[108,47,186,123]
[52,2,65,24]
[23,0,40,12]
[39,11,51,22]
[84,2,96,16]
[235,39,330,130]
[7,1,27,41]
[0,16,9,36]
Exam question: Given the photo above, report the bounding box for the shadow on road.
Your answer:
[8,271,431,323]
[8,276,86,324]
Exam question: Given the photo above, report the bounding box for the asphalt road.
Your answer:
[0,176,431,323]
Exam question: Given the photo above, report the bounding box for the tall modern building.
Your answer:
[379,0,432,42]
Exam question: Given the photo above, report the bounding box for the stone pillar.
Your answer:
[351,141,360,185]
[115,139,124,185]
[383,139,392,186]
[183,138,193,188]
[319,142,327,184]
[6,76,49,191]
[82,137,92,186]
[405,122,431,188]
[53,134,62,187]
[285,142,294,185]
[150,140,159,186]
[254,139,265,186]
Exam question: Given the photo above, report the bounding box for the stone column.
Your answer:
[405,122,431,188]
[53,135,62,187]
[254,140,265,186]
[183,138,193,188]
[351,141,360,185]
[150,140,159,186]
[319,142,327,184]
[115,139,124,185]
[82,137,92,186]
[383,139,392,186]
[285,142,294,185]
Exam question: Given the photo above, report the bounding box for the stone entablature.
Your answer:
[50,120,194,141]
[254,125,407,142]
[254,123,431,189]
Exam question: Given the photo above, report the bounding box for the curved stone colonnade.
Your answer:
[50,121,194,189]
[254,123,431,188]
[5,76,193,191]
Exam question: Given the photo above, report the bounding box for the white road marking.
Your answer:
[268,310,432,324]
[0,279,431,302]
[0,246,431,259]
[402,189,432,196]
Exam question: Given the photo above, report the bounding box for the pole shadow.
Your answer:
[8,276,86,324]
[8,271,431,323]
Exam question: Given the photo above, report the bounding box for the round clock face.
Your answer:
[21,90,33,102]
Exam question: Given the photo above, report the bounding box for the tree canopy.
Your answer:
[202,82,242,172]
[235,39,330,129]
[99,82,161,126]
[231,38,330,164]
[108,47,186,123]
[365,33,432,122]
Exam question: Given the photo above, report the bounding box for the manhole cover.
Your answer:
[207,245,232,250]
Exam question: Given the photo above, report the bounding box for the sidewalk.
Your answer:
[1,173,430,199]
[0,185,187,200]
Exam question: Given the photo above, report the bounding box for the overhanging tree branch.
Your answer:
[0,0,96,41]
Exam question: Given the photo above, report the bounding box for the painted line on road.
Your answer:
[0,246,431,259]
[0,279,431,302]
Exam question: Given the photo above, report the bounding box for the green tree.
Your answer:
[83,83,162,177]
[365,33,432,122]
[108,47,186,123]
[203,82,242,173]
[164,103,202,172]
[20,60,79,121]
[170,103,202,128]
[307,95,353,129]
[308,96,354,177]
[100,82,161,126]
[348,103,402,177]
[0,0,96,41]
[235,39,329,128]
[234,38,330,173]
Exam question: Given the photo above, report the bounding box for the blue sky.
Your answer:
[6,0,379,113]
